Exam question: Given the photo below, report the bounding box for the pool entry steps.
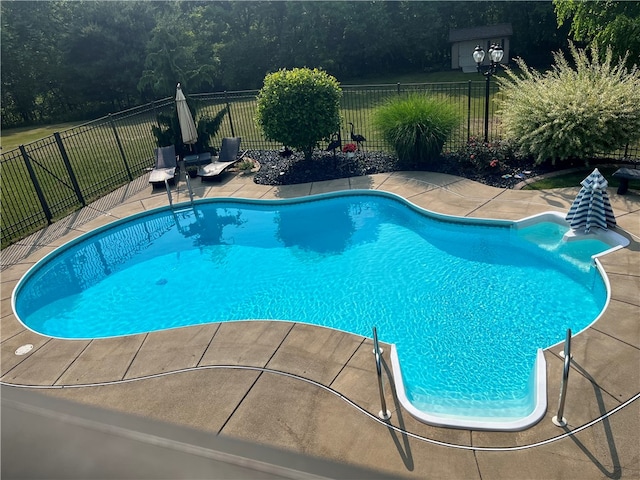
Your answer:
[164,174,195,208]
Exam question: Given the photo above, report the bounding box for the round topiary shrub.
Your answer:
[372,93,461,166]
[497,42,640,166]
[256,68,342,161]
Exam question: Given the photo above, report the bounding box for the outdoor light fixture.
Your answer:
[491,44,504,64]
[473,45,486,65]
[474,43,504,142]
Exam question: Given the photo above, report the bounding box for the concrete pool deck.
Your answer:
[1,169,639,478]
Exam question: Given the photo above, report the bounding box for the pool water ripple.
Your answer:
[13,192,611,425]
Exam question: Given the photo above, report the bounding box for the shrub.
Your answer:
[372,94,461,166]
[152,104,227,157]
[255,68,342,161]
[455,137,517,171]
[496,42,640,166]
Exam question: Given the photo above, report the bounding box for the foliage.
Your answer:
[453,137,517,171]
[342,143,357,153]
[496,42,640,165]
[255,68,342,161]
[136,13,217,98]
[554,0,640,70]
[372,94,461,165]
[235,158,256,172]
[152,103,228,158]
[1,1,155,124]
[2,1,568,128]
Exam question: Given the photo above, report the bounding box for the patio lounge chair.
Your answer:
[197,137,244,181]
[149,145,179,187]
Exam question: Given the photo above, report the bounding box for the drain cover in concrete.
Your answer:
[15,344,33,355]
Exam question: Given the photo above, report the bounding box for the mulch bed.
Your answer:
[249,149,555,189]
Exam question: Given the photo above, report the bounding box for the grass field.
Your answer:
[523,166,638,191]
[1,122,85,151]
[0,111,165,247]
[0,69,487,149]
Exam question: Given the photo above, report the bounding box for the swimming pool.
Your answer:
[12,191,624,430]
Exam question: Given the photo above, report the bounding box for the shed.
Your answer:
[449,24,513,72]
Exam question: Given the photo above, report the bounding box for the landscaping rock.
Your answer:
[250,149,551,189]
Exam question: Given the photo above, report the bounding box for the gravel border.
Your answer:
[248,149,551,189]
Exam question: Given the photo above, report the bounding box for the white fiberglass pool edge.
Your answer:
[515,211,630,251]
[390,346,548,431]
[385,209,626,431]
[11,192,629,431]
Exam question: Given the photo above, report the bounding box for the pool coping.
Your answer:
[11,193,592,430]
[1,169,639,478]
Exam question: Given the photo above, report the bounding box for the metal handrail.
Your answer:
[184,172,194,204]
[552,329,572,427]
[164,179,173,208]
[372,326,391,421]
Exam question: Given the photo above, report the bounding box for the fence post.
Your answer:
[19,145,53,224]
[108,114,133,181]
[225,91,236,137]
[397,82,401,95]
[53,132,85,206]
[467,81,472,142]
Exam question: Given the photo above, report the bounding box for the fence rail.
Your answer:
[1,82,638,248]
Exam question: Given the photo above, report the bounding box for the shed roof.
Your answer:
[448,23,513,43]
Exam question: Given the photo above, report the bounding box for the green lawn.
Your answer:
[0,113,162,248]
[1,69,490,150]
[1,121,84,151]
[522,166,637,191]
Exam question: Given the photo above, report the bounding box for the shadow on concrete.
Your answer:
[564,358,622,479]
[1,386,401,480]
[381,356,414,471]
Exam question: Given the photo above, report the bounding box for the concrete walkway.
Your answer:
[1,169,639,479]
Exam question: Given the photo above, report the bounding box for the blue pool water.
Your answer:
[14,192,611,423]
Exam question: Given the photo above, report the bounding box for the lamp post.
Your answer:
[474,43,504,143]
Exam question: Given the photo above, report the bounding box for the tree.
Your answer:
[137,4,217,98]
[61,1,154,111]
[554,0,640,68]
[256,68,342,161]
[1,1,66,123]
[1,1,573,128]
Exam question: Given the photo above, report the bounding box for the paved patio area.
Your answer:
[1,168,639,479]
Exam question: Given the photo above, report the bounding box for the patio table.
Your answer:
[183,152,212,168]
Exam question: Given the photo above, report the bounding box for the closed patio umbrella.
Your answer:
[176,83,197,148]
[565,168,616,233]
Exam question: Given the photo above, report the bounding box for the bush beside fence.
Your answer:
[1,81,638,248]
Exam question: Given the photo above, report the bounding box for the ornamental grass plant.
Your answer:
[496,42,640,166]
[372,94,461,166]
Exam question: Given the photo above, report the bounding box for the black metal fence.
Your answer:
[188,82,506,152]
[1,98,173,248]
[1,81,638,248]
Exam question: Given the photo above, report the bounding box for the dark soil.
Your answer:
[249,149,554,189]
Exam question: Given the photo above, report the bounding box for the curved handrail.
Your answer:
[184,172,194,204]
[553,329,572,427]
[164,179,173,207]
[372,326,391,420]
